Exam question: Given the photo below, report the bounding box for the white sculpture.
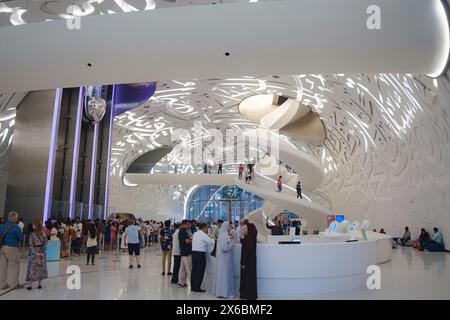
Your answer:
[327,221,338,232]
[351,220,360,231]
[360,220,371,231]
[336,220,350,233]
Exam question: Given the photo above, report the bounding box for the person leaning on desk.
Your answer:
[266,217,283,236]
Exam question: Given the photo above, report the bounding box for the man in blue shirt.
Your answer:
[124,220,141,269]
[0,211,23,290]
[160,220,173,276]
[431,227,443,245]
[190,220,198,234]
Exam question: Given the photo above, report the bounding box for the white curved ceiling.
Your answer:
[1,0,448,92]
[108,73,450,250]
[0,0,264,27]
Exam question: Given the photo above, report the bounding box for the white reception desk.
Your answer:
[205,233,392,297]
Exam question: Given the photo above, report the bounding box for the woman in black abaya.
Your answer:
[240,223,258,300]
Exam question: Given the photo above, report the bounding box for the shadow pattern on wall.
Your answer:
[108,74,450,247]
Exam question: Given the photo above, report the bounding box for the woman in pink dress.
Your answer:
[110,222,117,251]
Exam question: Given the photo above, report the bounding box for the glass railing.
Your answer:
[134,162,333,210]
[301,188,333,211]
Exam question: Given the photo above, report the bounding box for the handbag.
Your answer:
[0,223,16,249]
[210,240,217,257]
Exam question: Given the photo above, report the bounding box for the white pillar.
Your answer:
[69,87,84,219]
[43,88,62,222]
[88,123,99,220]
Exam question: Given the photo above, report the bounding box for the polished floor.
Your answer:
[0,245,449,300]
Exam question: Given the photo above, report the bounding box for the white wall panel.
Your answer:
[108,74,450,249]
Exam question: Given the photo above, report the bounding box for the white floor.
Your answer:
[0,245,449,300]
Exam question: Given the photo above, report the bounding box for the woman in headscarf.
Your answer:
[213,221,235,298]
[240,223,258,299]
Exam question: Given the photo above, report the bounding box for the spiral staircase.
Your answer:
[124,128,332,238]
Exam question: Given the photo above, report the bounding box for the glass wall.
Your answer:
[50,201,115,221]
[185,185,264,223]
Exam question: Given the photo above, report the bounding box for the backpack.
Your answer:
[0,223,16,249]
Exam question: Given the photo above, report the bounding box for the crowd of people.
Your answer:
[203,163,223,174]
[201,161,305,200]
[27,217,166,259]
[1,210,446,297]
[167,219,257,299]
[0,212,259,299]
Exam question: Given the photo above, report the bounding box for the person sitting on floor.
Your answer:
[400,226,411,246]
[427,227,445,252]
[418,228,431,251]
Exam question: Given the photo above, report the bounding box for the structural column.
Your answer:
[69,87,84,219]
[103,85,115,219]
[43,88,63,222]
[88,123,99,219]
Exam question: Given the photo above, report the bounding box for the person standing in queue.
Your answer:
[213,221,235,298]
[72,217,83,256]
[211,219,224,257]
[0,211,23,290]
[171,223,181,284]
[177,220,193,288]
[240,223,258,300]
[160,220,173,276]
[86,223,98,266]
[25,220,48,290]
[190,220,198,234]
[191,223,215,292]
[124,220,141,269]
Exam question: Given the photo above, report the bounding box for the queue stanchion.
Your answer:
[112,236,121,262]
[20,234,27,260]
[67,237,73,261]
[98,235,106,260]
